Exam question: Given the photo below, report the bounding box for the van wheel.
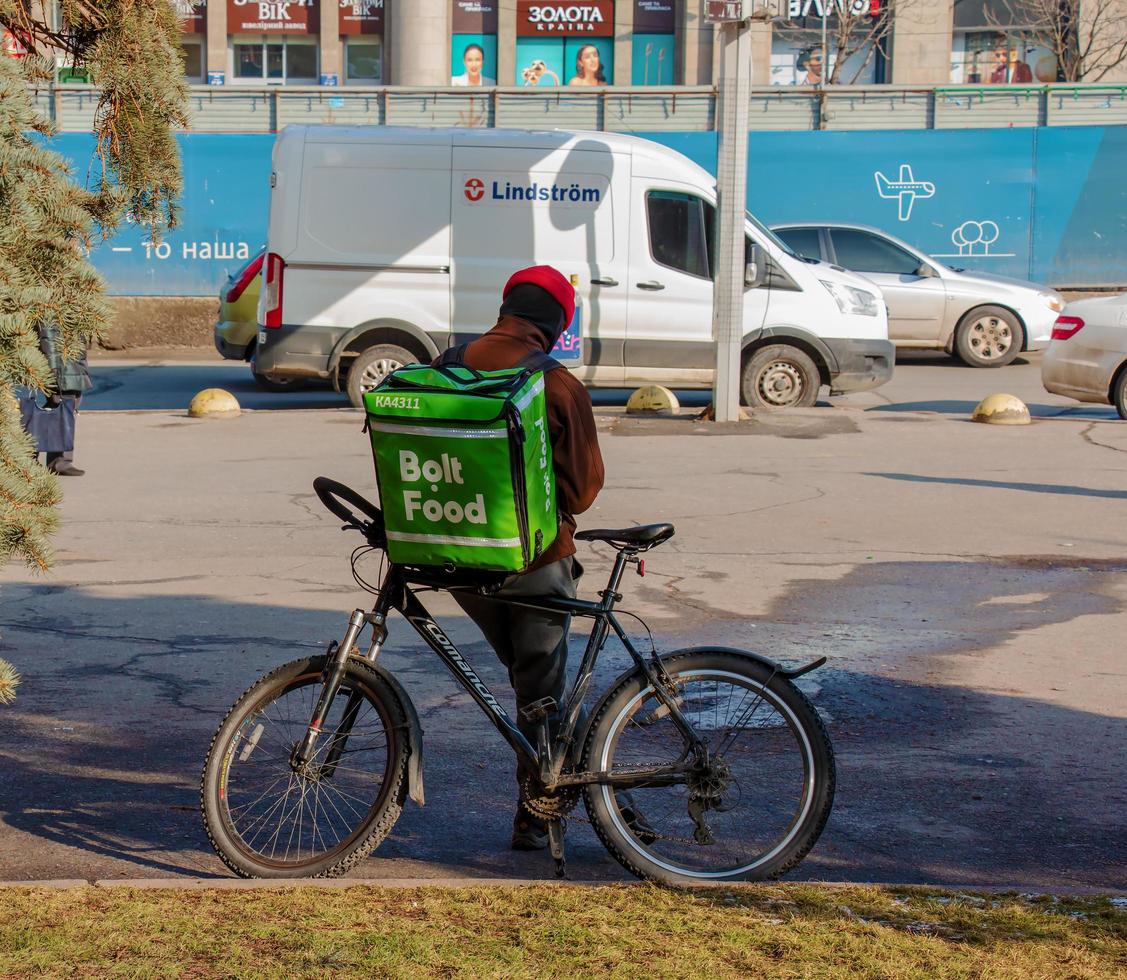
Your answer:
[955,306,1023,367]
[741,345,820,410]
[346,344,415,408]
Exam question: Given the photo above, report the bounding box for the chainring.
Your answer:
[520,777,581,821]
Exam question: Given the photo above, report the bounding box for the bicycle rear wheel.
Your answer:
[582,650,834,886]
[201,655,409,878]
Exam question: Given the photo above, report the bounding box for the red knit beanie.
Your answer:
[503,265,575,330]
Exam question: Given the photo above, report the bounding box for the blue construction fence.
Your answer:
[47,127,1127,296]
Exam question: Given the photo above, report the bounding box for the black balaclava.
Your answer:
[499,283,567,350]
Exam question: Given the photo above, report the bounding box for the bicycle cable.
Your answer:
[350,545,385,596]
[612,608,658,660]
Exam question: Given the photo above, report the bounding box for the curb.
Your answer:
[0,878,1123,897]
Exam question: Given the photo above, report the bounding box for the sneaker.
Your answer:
[511,805,550,851]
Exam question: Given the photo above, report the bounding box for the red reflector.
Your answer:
[262,252,285,329]
[1051,315,1084,341]
[225,252,264,304]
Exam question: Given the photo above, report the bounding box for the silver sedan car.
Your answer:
[772,223,1063,368]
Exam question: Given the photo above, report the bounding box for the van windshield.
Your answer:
[746,211,797,258]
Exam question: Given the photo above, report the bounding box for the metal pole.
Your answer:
[821,3,828,86]
[711,16,753,422]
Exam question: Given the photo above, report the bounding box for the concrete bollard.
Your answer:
[626,385,680,417]
[971,393,1030,426]
[188,388,241,419]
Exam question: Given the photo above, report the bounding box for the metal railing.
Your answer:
[31,83,1127,133]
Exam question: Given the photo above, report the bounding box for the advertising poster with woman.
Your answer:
[452,1,497,86]
[515,0,614,86]
[514,38,613,86]
[451,37,497,86]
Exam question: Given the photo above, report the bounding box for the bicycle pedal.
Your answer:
[520,696,558,724]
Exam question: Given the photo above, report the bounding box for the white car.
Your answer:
[1041,293,1127,419]
[773,223,1063,368]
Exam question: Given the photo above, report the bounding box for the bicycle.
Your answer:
[201,477,836,886]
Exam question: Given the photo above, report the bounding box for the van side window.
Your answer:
[646,191,715,280]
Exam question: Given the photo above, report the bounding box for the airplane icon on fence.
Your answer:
[874,164,936,221]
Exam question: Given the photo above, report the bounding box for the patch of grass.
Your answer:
[0,884,1123,978]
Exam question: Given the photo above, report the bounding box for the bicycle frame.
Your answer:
[294,547,706,794]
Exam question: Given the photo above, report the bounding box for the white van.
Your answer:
[256,126,893,409]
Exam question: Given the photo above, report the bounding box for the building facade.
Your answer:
[160,0,1127,88]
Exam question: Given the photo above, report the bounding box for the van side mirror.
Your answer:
[745,244,767,288]
[915,262,937,278]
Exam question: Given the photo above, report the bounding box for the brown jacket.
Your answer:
[435,316,604,568]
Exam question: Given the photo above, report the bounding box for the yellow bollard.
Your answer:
[971,393,1030,426]
[626,385,680,417]
[188,388,241,419]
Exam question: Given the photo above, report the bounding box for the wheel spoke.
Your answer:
[590,665,826,880]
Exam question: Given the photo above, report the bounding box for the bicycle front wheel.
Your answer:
[582,650,834,886]
[201,655,410,878]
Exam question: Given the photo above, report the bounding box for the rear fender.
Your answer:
[365,661,426,806]
[576,646,826,750]
[328,320,439,390]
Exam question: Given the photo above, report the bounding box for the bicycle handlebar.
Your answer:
[313,477,386,546]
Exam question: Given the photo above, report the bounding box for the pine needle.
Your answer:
[0,658,19,704]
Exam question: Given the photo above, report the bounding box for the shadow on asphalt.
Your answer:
[870,398,1118,419]
[892,352,1034,370]
[866,472,1127,501]
[3,556,1126,887]
[81,363,716,414]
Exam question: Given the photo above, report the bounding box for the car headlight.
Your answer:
[821,280,880,317]
[1041,291,1064,312]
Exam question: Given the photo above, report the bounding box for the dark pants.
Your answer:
[454,556,581,794]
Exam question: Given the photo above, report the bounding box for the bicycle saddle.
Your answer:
[575,523,675,550]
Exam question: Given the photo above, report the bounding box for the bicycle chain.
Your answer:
[519,777,704,846]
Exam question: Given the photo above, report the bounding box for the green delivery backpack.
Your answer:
[363,347,562,573]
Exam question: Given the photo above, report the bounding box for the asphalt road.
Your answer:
[82,348,1120,419]
[1,351,1125,888]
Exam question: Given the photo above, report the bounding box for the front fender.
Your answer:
[743,326,840,377]
[366,661,426,806]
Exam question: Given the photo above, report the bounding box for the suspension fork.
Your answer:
[292,589,393,771]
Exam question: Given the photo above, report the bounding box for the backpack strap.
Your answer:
[437,342,471,366]
[443,342,562,376]
[519,349,564,375]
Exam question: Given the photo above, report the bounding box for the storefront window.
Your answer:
[632,2,675,84]
[287,42,318,78]
[346,40,383,83]
[181,40,204,81]
[950,0,1056,82]
[515,1,614,86]
[235,43,264,78]
[950,31,1056,83]
[770,31,878,85]
[452,2,498,86]
[233,38,318,83]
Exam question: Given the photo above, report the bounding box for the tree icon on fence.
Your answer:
[952,220,1000,256]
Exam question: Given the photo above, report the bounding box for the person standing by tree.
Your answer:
[0,2,187,569]
[36,321,92,476]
